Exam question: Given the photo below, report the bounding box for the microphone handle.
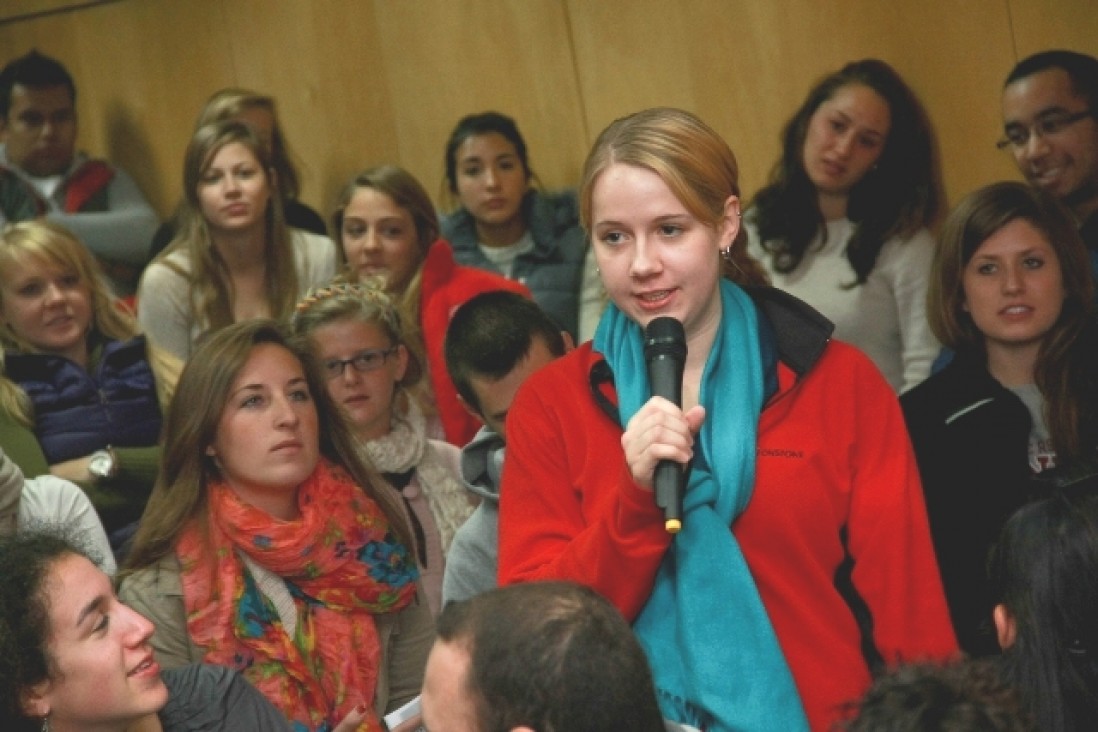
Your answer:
[654,460,682,534]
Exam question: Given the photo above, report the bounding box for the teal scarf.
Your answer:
[594,280,808,731]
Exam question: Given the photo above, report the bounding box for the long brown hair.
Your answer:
[156,119,298,333]
[930,181,1096,460]
[122,319,412,576]
[751,59,940,284]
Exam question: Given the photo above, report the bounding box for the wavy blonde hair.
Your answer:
[0,221,180,427]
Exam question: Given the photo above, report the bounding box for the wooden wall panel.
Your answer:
[566,0,1032,210]
[368,0,588,210]
[0,0,1095,226]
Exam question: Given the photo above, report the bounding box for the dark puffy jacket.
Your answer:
[6,336,161,463]
[442,189,588,339]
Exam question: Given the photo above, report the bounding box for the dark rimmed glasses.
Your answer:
[997,109,1093,151]
[323,346,399,379]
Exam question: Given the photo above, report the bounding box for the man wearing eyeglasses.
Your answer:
[1001,50,1098,255]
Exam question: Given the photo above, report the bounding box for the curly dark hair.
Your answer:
[0,531,85,732]
[844,660,1032,731]
[750,59,940,285]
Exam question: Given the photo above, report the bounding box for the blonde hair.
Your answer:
[156,119,297,333]
[122,319,412,576]
[580,108,767,287]
[291,279,425,391]
[195,88,302,200]
[0,221,179,427]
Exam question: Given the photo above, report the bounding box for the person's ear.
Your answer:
[393,344,410,382]
[994,603,1017,649]
[457,393,483,422]
[561,331,575,353]
[20,679,51,720]
[719,195,742,250]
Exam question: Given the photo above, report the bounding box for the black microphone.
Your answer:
[643,317,687,534]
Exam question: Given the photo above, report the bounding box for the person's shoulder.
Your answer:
[450,260,530,298]
[161,664,293,732]
[521,341,599,399]
[882,226,936,258]
[290,227,337,253]
[119,553,183,599]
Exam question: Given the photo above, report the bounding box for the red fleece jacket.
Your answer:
[499,339,957,731]
[418,240,530,446]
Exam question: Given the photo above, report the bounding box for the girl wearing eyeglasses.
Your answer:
[331,165,529,446]
[292,282,473,616]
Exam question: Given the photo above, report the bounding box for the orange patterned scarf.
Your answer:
[178,458,418,731]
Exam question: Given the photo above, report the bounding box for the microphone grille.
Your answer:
[643,317,686,360]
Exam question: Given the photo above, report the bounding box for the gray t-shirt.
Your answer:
[160,664,291,732]
[1008,383,1056,473]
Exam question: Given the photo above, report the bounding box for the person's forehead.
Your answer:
[10,83,74,108]
[1003,68,1086,120]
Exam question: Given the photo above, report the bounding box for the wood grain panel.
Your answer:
[566,0,1035,210]
[1,0,1096,225]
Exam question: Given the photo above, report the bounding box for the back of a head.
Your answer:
[844,661,1031,732]
[0,49,74,120]
[437,581,666,732]
[990,485,1098,731]
[444,291,565,413]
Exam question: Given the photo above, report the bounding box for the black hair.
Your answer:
[0,50,75,120]
[436,581,666,732]
[750,58,939,285]
[0,531,87,732]
[443,291,565,415]
[443,111,533,196]
[843,661,1031,732]
[990,485,1098,731]
[1005,50,1098,112]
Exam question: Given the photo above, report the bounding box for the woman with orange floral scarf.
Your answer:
[119,319,433,731]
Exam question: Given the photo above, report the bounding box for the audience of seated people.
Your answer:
[440,290,569,605]
[440,111,603,342]
[137,120,337,360]
[902,181,1098,657]
[0,530,293,732]
[498,106,956,732]
[747,59,941,393]
[292,281,473,616]
[0,50,158,295]
[0,220,179,546]
[330,164,529,446]
[1,46,1096,732]
[149,87,327,258]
